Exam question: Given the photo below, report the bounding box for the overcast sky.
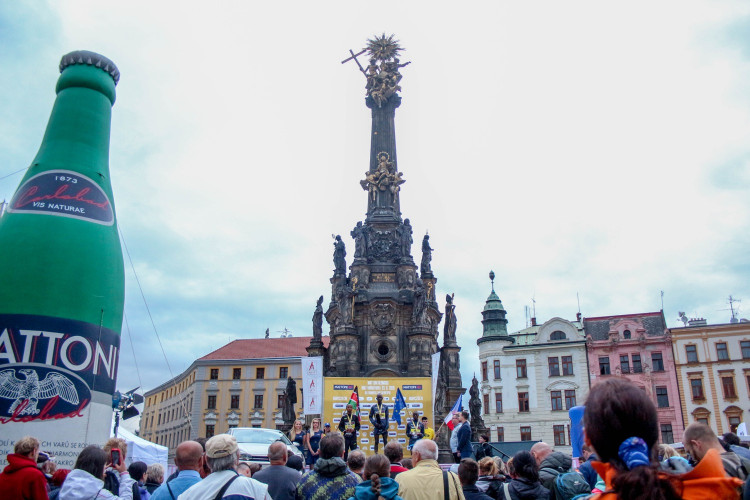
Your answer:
[2,1,749,406]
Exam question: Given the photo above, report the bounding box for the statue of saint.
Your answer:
[351,222,366,259]
[264,328,269,339]
[400,219,413,258]
[336,282,354,326]
[283,376,297,425]
[420,234,433,275]
[312,295,324,340]
[444,293,457,345]
[469,376,481,421]
[412,278,427,325]
[333,235,346,275]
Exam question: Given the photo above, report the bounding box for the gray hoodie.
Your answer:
[59,468,135,499]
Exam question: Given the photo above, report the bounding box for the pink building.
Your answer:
[584,311,684,444]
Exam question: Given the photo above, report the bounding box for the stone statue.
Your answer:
[265,328,269,339]
[420,234,432,276]
[412,278,427,325]
[333,235,346,275]
[351,222,366,259]
[283,376,297,425]
[312,295,324,340]
[444,293,457,345]
[400,219,413,258]
[335,281,354,326]
[469,376,481,421]
[434,359,447,418]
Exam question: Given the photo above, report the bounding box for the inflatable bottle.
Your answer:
[0,51,124,467]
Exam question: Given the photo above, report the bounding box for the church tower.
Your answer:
[307,35,453,381]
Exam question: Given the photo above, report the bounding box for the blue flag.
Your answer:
[393,388,407,425]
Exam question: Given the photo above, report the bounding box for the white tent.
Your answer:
[110,419,168,474]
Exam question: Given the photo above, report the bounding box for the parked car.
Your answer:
[227,427,303,466]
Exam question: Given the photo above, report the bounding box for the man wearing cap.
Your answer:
[338,404,360,460]
[368,393,390,454]
[178,434,271,500]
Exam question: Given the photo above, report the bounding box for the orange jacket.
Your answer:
[590,448,743,500]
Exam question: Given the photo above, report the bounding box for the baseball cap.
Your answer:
[324,423,331,427]
[205,434,239,458]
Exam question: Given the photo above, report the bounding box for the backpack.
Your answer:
[552,472,592,500]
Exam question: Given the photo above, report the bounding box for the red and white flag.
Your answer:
[444,394,463,430]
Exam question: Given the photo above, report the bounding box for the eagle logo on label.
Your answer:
[0,366,87,419]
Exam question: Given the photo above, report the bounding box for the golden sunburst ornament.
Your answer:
[366,33,403,61]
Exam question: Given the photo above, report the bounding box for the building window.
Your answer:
[481,361,488,381]
[207,395,217,409]
[553,425,566,446]
[620,355,630,374]
[661,424,674,444]
[483,394,490,415]
[565,390,577,409]
[230,395,240,409]
[562,356,573,375]
[232,368,241,380]
[651,352,664,372]
[279,366,288,379]
[550,331,566,340]
[632,354,642,373]
[254,395,264,408]
[277,394,285,408]
[497,427,504,442]
[518,392,529,412]
[520,426,532,441]
[548,357,560,377]
[716,343,729,361]
[741,341,750,360]
[655,387,669,408]
[599,356,610,375]
[550,391,563,411]
[726,407,743,433]
[494,360,501,380]
[690,378,704,400]
[722,376,737,399]
[210,368,219,380]
[516,359,527,378]
[157,414,161,425]
[685,345,698,363]
[228,424,237,430]
[623,329,631,339]
[206,425,215,438]
[495,393,503,413]
[693,407,710,426]
[256,368,265,379]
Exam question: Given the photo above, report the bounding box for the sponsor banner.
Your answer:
[431,352,440,404]
[324,377,432,456]
[302,357,323,414]
[0,314,120,467]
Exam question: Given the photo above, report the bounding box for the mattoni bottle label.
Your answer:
[7,169,114,225]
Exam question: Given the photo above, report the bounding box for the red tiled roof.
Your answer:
[583,311,663,321]
[199,336,330,361]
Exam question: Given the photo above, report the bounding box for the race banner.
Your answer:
[431,351,440,405]
[302,356,323,414]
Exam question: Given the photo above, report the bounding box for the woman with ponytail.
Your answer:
[348,454,403,500]
[586,377,743,500]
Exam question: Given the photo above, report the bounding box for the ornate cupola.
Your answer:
[477,271,513,344]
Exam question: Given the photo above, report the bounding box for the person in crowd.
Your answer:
[401,459,413,470]
[58,445,135,499]
[349,454,403,500]
[150,440,204,500]
[297,432,361,500]
[323,422,333,435]
[39,453,57,484]
[339,404,361,460]
[405,411,424,451]
[306,417,324,468]
[0,435,50,500]
[384,441,408,478]
[290,419,307,457]
[178,434,271,500]
[248,463,262,476]
[577,444,598,490]
[656,444,692,474]
[458,459,493,500]
[48,468,70,500]
[421,417,434,441]
[492,457,508,477]
[586,377,743,499]
[474,435,492,460]
[684,422,750,481]
[724,433,750,461]
[127,462,150,500]
[102,438,136,498]
[369,393,390,454]
[253,441,302,500]
[144,464,163,494]
[237,463,252,477]
[530,441,572,491]
[287,454,305,473]
[450,414,462,463]
[396,439,464,500]
[456,411,474,460]
[476,457,505,498]
[502,450,549,500]
[347,450,367,480]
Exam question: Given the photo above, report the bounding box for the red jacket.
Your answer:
[0,453,49,500]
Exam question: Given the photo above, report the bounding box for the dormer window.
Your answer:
[623,330,631,339]
[550,331,566,341]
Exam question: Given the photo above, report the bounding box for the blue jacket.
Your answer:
[577,454,598,490]
[456,421,473,457]
[348,477,402,500]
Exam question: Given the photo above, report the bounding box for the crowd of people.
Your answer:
[2,378,750,499]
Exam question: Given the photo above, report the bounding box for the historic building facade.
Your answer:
[141,336,324,455]
[671,321,750,435]
[584,312,684,444]
[477,276,587,454]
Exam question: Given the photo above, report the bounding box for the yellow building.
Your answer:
[141,336,328,454]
